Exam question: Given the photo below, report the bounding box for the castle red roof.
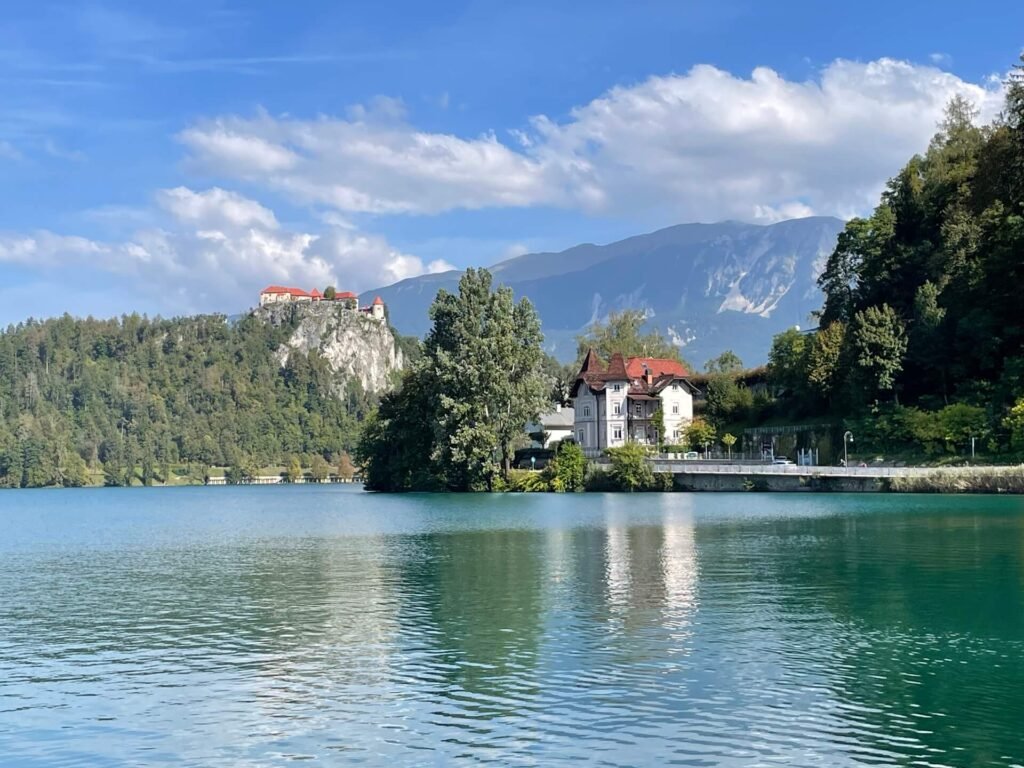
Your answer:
[336,291,357,299]
[310,288,322,298]
[261,285,310,297]
[372,296,384,305]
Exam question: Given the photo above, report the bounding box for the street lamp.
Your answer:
[970,436,976,460]
[843,431,854,468]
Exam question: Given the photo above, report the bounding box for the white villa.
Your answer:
[570,350,698,456]
[259,286,386,320]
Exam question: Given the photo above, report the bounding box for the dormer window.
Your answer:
[612,383,621,392]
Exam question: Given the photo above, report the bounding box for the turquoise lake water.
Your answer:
[2,486,1023,766]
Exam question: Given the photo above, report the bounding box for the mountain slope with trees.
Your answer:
[766,58,1024,458]
[0,308,393,487]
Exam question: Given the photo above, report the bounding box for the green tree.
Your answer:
[768,328,808,394]
[805,322,846,404]
[1004,397,1024,451]
[575,309,686,367]
[705,350,743,374]
[606,443,653,492]
[323,286,337,300]
[850,304,907,400]
[721,432,737,459]
[938,403,987,452]
[285,455,303,483]
[551,440,586,492]
[686,418,716,453]
[310,455,330,482]
[358,268,547,492]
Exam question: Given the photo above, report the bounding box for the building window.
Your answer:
[612,383,621,392]
[635,403,642,416]
[672,382,679,390]
[578,430,585,445]
[613,403,621,415]
[672,404,679,414]
[613,428,622,440]
[674,430,680,439]
[583,405,591,417]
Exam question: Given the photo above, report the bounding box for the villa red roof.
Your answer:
[571,348,694,398]
[626,357,688,379]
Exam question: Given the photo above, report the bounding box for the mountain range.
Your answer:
[361,216,846,367]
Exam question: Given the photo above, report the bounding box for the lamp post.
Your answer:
[970,436,976,460]
[843,431,854,468]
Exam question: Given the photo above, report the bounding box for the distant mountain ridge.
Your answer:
[362,217,846,367]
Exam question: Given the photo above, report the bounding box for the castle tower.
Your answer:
[371,296,385,320]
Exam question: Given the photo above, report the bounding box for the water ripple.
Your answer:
[1,488,1023,765]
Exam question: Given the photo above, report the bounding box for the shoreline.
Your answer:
[5,465,1024,494]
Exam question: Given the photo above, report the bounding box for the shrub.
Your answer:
[552,440,586,492]
[606,443,654,492]
[584,468,618,492]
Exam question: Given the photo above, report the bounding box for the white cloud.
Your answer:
[532,58,1005,221]
[180,57,1004,224]
[179,124,299,173]
[0,187,452,316]
[179,105,568,215]
[157,186,279,229]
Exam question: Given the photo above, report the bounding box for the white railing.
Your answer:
[643,461,1002,478]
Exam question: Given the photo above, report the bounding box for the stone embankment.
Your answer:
[592,459,1024,493]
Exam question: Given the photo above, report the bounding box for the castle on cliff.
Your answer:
[258,286,386,320]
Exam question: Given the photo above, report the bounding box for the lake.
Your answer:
[2,487,1023,766]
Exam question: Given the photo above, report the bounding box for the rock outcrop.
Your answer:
[255,302,403,395]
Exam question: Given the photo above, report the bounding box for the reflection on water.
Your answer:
[1,487,1023,766]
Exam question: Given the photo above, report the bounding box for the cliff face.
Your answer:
[255,302,403,394]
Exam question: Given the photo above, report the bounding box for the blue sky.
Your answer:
[0,0,1021,322]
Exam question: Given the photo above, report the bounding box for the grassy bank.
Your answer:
[887,467,1024,494]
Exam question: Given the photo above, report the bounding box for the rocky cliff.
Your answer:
[254,302,403,394]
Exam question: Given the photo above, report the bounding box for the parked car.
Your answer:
[772,457,795,465]
[683,451,700,460]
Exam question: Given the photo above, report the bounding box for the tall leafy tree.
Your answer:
[575,309,687,367]
[850,304,908,401]
[359,269,548,492]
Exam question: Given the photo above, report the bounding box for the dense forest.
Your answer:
[764,58,1024,458]
[0,310,377,487]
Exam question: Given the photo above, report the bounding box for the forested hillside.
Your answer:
[0,311,378,487]
[767,59,1024,457]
